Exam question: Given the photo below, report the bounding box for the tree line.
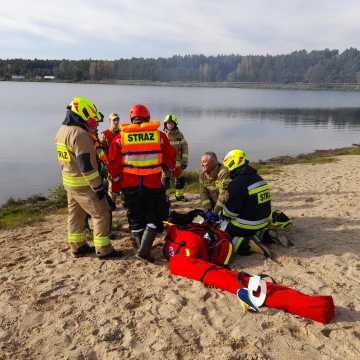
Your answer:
[2,48,360,84]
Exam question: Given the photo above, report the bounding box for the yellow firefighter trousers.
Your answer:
[66,187,113,256]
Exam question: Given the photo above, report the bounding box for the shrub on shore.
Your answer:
[0,186,67,229]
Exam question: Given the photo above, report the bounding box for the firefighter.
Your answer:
[199,151,230,214]
[220,149,272,257]
[162,114,189,201]
[100,113,120,202]
[55,96,121,259]
[108,104,176,262]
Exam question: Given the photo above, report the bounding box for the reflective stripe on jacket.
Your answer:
[55,125,102,190]
[222,165,271,231]
[164,128,188,165]
[120,122,162,176]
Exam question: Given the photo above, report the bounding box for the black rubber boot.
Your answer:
[72,243,95,258]
[136,225,157,262]
[131,230,144,248]
[98,249,123,260]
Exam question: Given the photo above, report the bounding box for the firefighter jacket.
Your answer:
[163,128,188,167]
[108,121,176,191]
[55,112,102,191]
[222,165,271,231]
[199,163,230,213]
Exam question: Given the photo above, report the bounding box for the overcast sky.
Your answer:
[1,0,360,59]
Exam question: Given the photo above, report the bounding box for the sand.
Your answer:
[1,155,360,360]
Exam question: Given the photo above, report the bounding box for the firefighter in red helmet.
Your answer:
[108,104,176,261]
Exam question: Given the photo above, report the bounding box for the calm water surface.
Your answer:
[1,81,360,204]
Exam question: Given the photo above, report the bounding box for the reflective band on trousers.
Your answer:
[224,242,233,265]
[232,236,245,252]
[230,217,269,230]
[62,171,100,187]
[68,232,87,244]
[223,205,269,230]
[94,236,111,248]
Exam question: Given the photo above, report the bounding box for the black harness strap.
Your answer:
[200,264,218,283]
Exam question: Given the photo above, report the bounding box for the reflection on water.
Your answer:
[1,82,360,204]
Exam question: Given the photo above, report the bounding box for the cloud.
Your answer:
[1,0,360,59]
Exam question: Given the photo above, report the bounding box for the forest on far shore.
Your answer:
[2,48,360,84]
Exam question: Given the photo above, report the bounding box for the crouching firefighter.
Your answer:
[55,96,122,259]
[108,104,176,262]
[220,149,272,257]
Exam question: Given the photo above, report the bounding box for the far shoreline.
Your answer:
[3,78,360,92]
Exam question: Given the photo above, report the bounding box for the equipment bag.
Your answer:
[164,223,233,266]
[169,255,335,324]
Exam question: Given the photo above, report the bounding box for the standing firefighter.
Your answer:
[162,114,189,201]
[55,96,121,259]
[108,104,176,262]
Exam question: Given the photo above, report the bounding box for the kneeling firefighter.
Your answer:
[220,149,272,257]
[108,104,176,262]
[55,96,121,259]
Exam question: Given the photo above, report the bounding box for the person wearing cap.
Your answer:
[101,112,120,154]
[220,149,272,257]
[54,96,122,259]
[100,113,121,202]
[108,104,176,262]
[162,114,189,201]
[199,151,230,214]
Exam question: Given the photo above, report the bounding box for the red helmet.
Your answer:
[129,104,150,122]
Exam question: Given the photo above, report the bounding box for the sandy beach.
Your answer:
[1,155,360,360]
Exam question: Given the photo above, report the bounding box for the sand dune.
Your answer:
[1,156,360,359]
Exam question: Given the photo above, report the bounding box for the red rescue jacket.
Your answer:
[108,121,176,191]
[102,129,119,148]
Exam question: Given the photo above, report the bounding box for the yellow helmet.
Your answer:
[223,149,249,171]
[70,96,104,123]
[164,114,178,125]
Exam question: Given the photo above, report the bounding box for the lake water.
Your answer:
[1,81,360,205]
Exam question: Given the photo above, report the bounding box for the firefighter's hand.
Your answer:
[95,187,106,200]
[203,211,219,224]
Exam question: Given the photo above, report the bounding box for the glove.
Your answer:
[163,176,171,190]
[106,194,116,211]
[95,187,106,200]
[203,211,219,224]
[181,162,188,170]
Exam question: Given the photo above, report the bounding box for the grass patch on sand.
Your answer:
[0,186,67,229]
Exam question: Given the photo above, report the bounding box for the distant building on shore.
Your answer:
[43,75,56,80]
[11,75,25,80]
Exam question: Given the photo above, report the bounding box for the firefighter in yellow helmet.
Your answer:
[162,114,189,201]
[54,96,122,258]
[220,149,272,257]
